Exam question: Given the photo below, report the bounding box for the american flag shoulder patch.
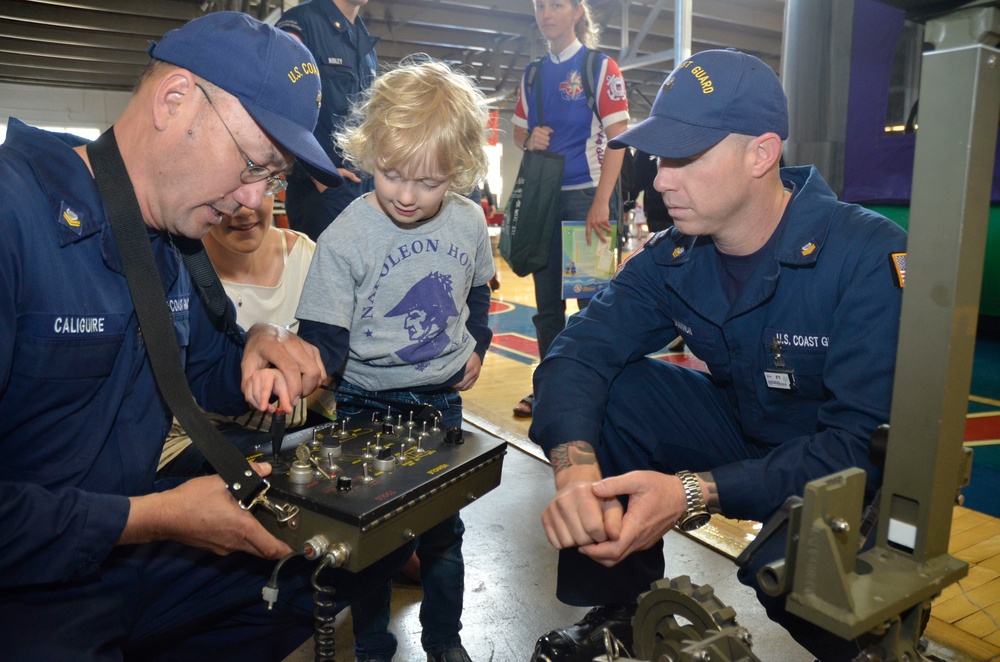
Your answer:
[614,234,651,277]
[889,252,906,288]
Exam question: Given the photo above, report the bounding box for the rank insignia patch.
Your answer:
[59,203,83,235]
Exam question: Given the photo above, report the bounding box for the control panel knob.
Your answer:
[444,427,464,445]
[289,461,314,484]
[374,445,396,472]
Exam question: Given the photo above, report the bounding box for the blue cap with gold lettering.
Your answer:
[149,11,342,187]
[610,49,788,159]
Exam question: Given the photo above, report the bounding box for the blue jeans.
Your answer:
[336,381,467,659]
[531,186,619,361]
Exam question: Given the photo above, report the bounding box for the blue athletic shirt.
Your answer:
[513,41,630,189]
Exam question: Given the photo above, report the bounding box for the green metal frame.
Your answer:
[777,2,1000,651]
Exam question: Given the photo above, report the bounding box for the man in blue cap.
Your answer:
[529,49,908,661]
[0,11,408,660]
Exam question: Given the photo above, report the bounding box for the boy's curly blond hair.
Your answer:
[336,57,490,195]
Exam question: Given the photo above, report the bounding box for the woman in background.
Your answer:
[158,196,318,474]
[511,0,630,418]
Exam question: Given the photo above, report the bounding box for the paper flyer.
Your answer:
[561,221,618,299]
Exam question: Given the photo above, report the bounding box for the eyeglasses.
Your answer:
[195,83,287,196]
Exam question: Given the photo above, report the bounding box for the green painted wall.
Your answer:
[866,205,1000,317]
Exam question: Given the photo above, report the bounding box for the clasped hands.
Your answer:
[541,467,689,567]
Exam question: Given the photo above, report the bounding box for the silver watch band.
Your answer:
[676,470,711,531]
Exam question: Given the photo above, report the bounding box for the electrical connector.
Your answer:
[303,535,330,561]
[262,549,307,610]
[262,583,279,611]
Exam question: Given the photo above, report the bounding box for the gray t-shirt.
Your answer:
[297,192,496,391]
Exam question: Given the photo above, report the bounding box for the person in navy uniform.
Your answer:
[0,12,409,660]
[529,49,908,662]
[277,0,379,241]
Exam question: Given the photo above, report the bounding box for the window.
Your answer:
[0,122,101,143]
[884,19,925,134]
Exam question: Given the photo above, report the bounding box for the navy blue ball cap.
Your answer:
[610,49,788,159]
[148,11,342,188]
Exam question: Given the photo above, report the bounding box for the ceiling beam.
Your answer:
[0,0,784,115]
[0,50,140,77]
[0,1,185,37]
[0,21,153,51]
[15,0,203,21]
[0,36,150,66]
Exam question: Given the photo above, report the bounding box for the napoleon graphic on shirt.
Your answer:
[385,271,459,364]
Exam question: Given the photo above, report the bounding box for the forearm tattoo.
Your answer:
[697,471,721,513]
[549,441,597,474]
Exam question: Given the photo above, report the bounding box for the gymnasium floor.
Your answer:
[285,252,1000,661]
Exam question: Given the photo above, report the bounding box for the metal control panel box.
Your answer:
[254,413,507,572]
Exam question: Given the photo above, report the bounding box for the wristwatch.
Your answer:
[675,471,711,532]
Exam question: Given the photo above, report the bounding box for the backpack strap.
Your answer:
[525,56,546,125]
[525,56,543,89]
[527,49,603,127]
[581,47,603,123]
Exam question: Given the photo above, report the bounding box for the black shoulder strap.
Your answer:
[525,57,542,89]
[173,235,244,346]
[85,128,266,508]
[526,56,546,125]
[581,47,602,123]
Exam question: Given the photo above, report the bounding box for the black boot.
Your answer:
[530,603,635,661]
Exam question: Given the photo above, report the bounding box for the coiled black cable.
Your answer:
[311,558,339,660]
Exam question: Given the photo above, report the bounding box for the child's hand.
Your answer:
[243,367,287,413]
[451,353,483,391]
[241,323,326,413]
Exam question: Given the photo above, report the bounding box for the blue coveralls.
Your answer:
[530,166,908,659]
[277,0,379,240]
[0,120,408,660]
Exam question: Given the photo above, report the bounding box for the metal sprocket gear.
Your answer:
[632,575,755,661]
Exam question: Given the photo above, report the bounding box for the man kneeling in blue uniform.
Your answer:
[529,49,908,661]
[0,12,409,660]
